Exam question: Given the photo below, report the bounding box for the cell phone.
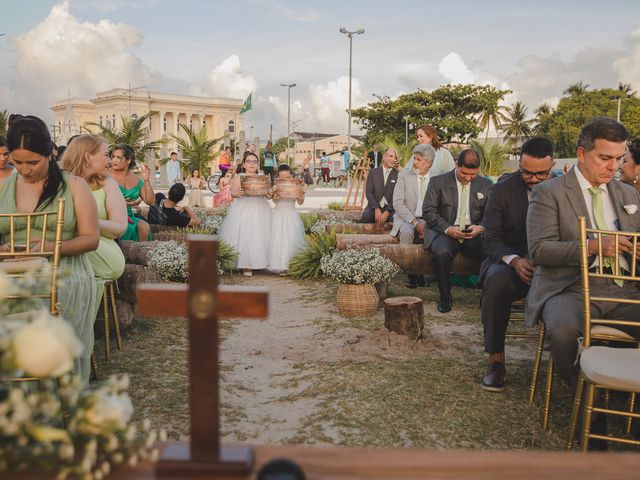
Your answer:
[461,228,472,234]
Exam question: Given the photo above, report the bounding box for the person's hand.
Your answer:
[379,210,390,224]
[445,226,467,239]
[590,235,637,258]
[465,224,484,238]
[510,257,535,285]
[126,198,142,207]
[415,222,426,239]
[30,239,55,253]
[374,208,383,223]
[141,165,151,182]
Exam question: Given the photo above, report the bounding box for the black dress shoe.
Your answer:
[405,275,422,289]
[437,298,452,313]
[481,362,506,392]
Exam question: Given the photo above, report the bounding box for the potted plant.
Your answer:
[320,249,400,317]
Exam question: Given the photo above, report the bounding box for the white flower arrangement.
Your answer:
[320,248,401,285]
[201,215,225,234]
[0,298,164,478]
[476,192,484,200]
[147,240,238,281]
[623,204,638,215]
[310,212,355,235]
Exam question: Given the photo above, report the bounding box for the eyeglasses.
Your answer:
[245,159,258,164]
[520,168,551,179]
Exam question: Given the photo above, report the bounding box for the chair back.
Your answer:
[0,198,65,315]
[578,215,640,348]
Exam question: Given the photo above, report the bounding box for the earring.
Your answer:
[634,174,639,184]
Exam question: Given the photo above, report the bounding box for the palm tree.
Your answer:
[563,81,590,96]
[470,140,511,177]
[381,135,413,168]
[86,112,162,162]
[617,82,636,97]
[534,102,553,118]
[0,109,8,137]
[477,97,507,144]
[501,101,534,149]
[171,123,221,176]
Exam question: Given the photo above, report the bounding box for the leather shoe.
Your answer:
[405,275,423,289]
[481,362,506,392]
[437,297,452,313]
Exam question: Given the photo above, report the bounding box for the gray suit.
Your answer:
[390,168,427,242]
[526,167,640,387]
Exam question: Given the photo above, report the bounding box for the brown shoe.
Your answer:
[481,362,506,392]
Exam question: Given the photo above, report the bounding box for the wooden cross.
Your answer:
[137,236,268,476]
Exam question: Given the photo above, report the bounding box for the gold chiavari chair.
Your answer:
[0,198,65,382]
[566,216,640,451]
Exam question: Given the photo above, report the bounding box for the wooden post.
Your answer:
[343,154,369,211]
[137,236,268,477]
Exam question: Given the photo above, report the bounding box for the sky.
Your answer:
[1,0,640,141]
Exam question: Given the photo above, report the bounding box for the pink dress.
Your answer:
[213,184,232,208]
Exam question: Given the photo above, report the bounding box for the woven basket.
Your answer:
[336,283,379,317]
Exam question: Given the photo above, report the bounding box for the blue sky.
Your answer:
[1,0,640,140]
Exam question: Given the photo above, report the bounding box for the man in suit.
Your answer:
[361,148,399,224]
[391,144,436,288]
[367,143,382,169]
[479,137,555,392]
[526,117,640,390]
[423,149,492,313]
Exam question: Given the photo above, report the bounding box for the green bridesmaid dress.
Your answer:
[119,178,151,241]
[88,186,126,281]
[0,171,101,383]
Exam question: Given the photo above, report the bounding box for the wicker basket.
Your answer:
[336,283,379,317]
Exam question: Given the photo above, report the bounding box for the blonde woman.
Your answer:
[62,134,127,282]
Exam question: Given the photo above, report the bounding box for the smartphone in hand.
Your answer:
[461,228,472,234]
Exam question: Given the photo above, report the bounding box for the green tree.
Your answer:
[351,84,511,146]
[501,101,534,149]
[564,81,590,96]
[0,109,7,137]
[477,91,508,144]
[171,123,221,175]
[535,85,640,157]
[470,140,511,177]
[271,137,295,158]
[86,112,162,163]
[380,136,413,168]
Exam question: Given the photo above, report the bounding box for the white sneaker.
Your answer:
[243,269,253,277]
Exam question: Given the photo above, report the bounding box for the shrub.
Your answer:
[288,232,336,280]
[327,201,344,211]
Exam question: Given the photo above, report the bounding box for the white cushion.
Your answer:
[591,325,637,342]
[580,346,640,391]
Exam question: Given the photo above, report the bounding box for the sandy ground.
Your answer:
[218,274,535,444]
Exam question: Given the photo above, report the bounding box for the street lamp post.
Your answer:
[127,82,147,118]
[339,27,365,156]
[404,116,410,146]
[280,83,296,161]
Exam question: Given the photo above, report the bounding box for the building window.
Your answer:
[99,116,103,126]
[112,115,116,128]
[163,116,167,132]
[131,113,138,121]
[228,120,235,134]
[189,117,193,130]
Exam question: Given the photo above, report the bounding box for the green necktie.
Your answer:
[420,175,427,200]
[457,184,469,230]
[380,169,389,208]
[588,186,623,286]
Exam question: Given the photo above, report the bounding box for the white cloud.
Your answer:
[438,52,476,85]
[614,27,640,92]
[13,1,156,106]
[256,0,319,22]
[308,76,364,133]
[79,0,158,13]
[192,55,257,99]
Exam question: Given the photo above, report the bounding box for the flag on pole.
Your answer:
[240,93,252,113]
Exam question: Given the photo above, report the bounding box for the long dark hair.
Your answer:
[114,143,136,170]
[7,115,66,209]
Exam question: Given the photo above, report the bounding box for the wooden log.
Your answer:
[384,296,424,339]
[119,264,164,304]
[326,222,392,234]
[335,234,398,250]
[119,241,158,266]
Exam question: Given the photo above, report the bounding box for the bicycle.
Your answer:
[333,174,347,188]
[207,172,223,193]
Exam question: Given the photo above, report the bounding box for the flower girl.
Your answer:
[218,152,271,276]
[267,164,307,273]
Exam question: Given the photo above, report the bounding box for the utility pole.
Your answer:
[128,82,147,118]
[280,83,296,161]
[339,27,365,156]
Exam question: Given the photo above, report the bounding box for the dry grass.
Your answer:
[94,273,584,449]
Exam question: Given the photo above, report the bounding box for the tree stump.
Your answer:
[384,296,425,339]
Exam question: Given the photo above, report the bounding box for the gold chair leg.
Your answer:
[109,282,123,351]
[91,349,100,381]
[529,322,545,405]
[626,392,636,435]
[580,382,596,452]
[542,354,554,430]
[603,389,610,409]
[566,371,585,450]
[102,285,111,362]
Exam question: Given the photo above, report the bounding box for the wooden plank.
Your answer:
[137,284,269,319]
[101,446,640,480]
